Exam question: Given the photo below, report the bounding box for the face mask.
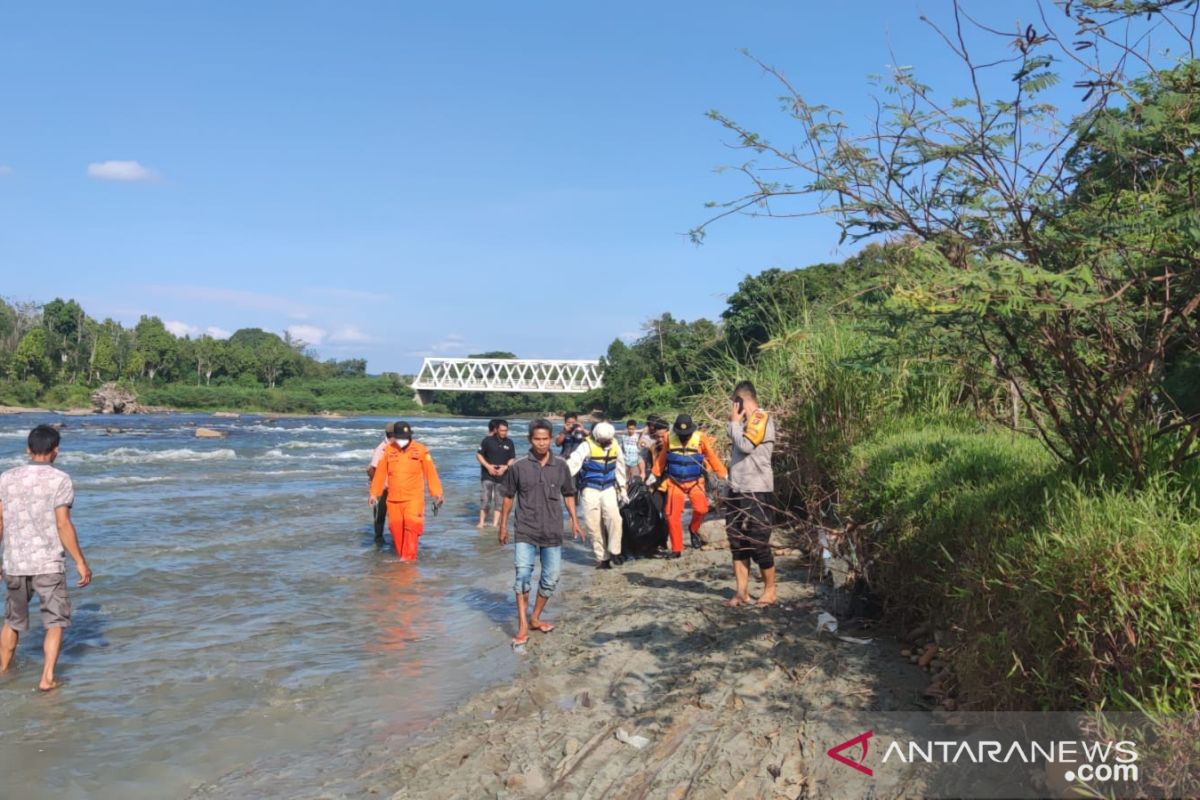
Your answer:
[396,438,411,448]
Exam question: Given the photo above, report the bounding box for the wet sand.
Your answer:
[193,549,932,799]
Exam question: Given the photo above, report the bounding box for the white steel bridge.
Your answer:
[410,357,603,402]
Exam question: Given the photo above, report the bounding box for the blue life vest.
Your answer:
[666,432,706,484]
[579,439,621,490]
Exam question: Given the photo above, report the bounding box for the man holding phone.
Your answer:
[555,413,588,459]
[724,380,778,607]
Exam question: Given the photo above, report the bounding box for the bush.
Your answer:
[691,306,1200,733]
[840,420,1200,715]
[139,377,424,415]
[40,382,99,409]
[0,378,43,406]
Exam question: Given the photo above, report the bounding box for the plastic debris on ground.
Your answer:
[615,728,651,750]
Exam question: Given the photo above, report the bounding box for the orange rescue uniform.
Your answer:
[369,440,443,561]
[652,431,727,553]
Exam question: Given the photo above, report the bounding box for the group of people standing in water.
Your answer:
[366,379,778,646]
[0,381,778,690]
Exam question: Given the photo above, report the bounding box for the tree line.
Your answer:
[0,298,369,406]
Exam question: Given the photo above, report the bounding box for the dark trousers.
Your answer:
[373,487,389,539]
[725,491,775,569]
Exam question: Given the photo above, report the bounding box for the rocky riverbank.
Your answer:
[192,549,933,799]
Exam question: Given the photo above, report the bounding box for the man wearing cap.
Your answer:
[652,414,727,558]
[725,380,778,607]
[368,422,444,561]
[565,421,628,569]
[366,422,396,543]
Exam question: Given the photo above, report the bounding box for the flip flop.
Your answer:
[512,634,529,647]
[530,621,555,634]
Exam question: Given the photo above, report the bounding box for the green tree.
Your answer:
[696,1,1199,479]
[0,299,16,350]
[133,316,179,381]
[211,339,255,383]
[42,298,88,380]
[193,336,221,385]
[11,327,52,385]
[91,329,118,381]
[255,336,293,389]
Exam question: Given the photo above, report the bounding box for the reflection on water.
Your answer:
[0,413,558,799]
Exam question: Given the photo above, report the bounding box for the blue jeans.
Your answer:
[513,542,562,598]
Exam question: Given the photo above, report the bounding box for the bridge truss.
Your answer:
[410,357,603,396]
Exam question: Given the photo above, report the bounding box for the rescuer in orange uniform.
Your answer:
[368,421,444,561]
[651,414,727,558]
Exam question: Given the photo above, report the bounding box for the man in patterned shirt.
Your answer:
[0,424,92,692]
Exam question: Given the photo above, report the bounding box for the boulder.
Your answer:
[91,383,145,415]
[194,427,226,439]
[696,517,727,548]
[212,411,240,418]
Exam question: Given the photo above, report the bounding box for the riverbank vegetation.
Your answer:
[0,300,428,414]
[598,0,1199,791]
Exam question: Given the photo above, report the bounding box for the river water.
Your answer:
[0,413,585,798]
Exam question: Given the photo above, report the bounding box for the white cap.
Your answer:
[592,422,615,441]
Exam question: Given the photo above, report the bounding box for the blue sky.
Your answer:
[0,1,1096,372]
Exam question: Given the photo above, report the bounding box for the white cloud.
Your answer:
[404,334,468,358]
[287,324,327,346]
[87,160,158,182]
[164,320,200,338]
[164,321,236,340]
[0,165,12,177]
[329,326,373,344]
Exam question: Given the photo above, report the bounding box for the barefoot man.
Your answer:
[725,380,778,607]
[499,418,583,646]
[0,424,92,691]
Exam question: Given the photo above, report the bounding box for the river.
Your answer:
[0,412,586,798]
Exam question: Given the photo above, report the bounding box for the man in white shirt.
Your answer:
[0,424,92,692]
[566,422,628,568]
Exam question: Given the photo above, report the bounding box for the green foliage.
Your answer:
[595,313,723,417]
[698,3,1200,481]
[0,297,411,410]
[840,421,1200,717]
[139,376,423,415]
[10,328,52,385]
[133,315,179,381]
[0,378,44,406]
[39,382,97,408]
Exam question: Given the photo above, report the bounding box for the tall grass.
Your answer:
[698,310,961,512]
[695,308,1200,720]
[842,422,1200,713]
